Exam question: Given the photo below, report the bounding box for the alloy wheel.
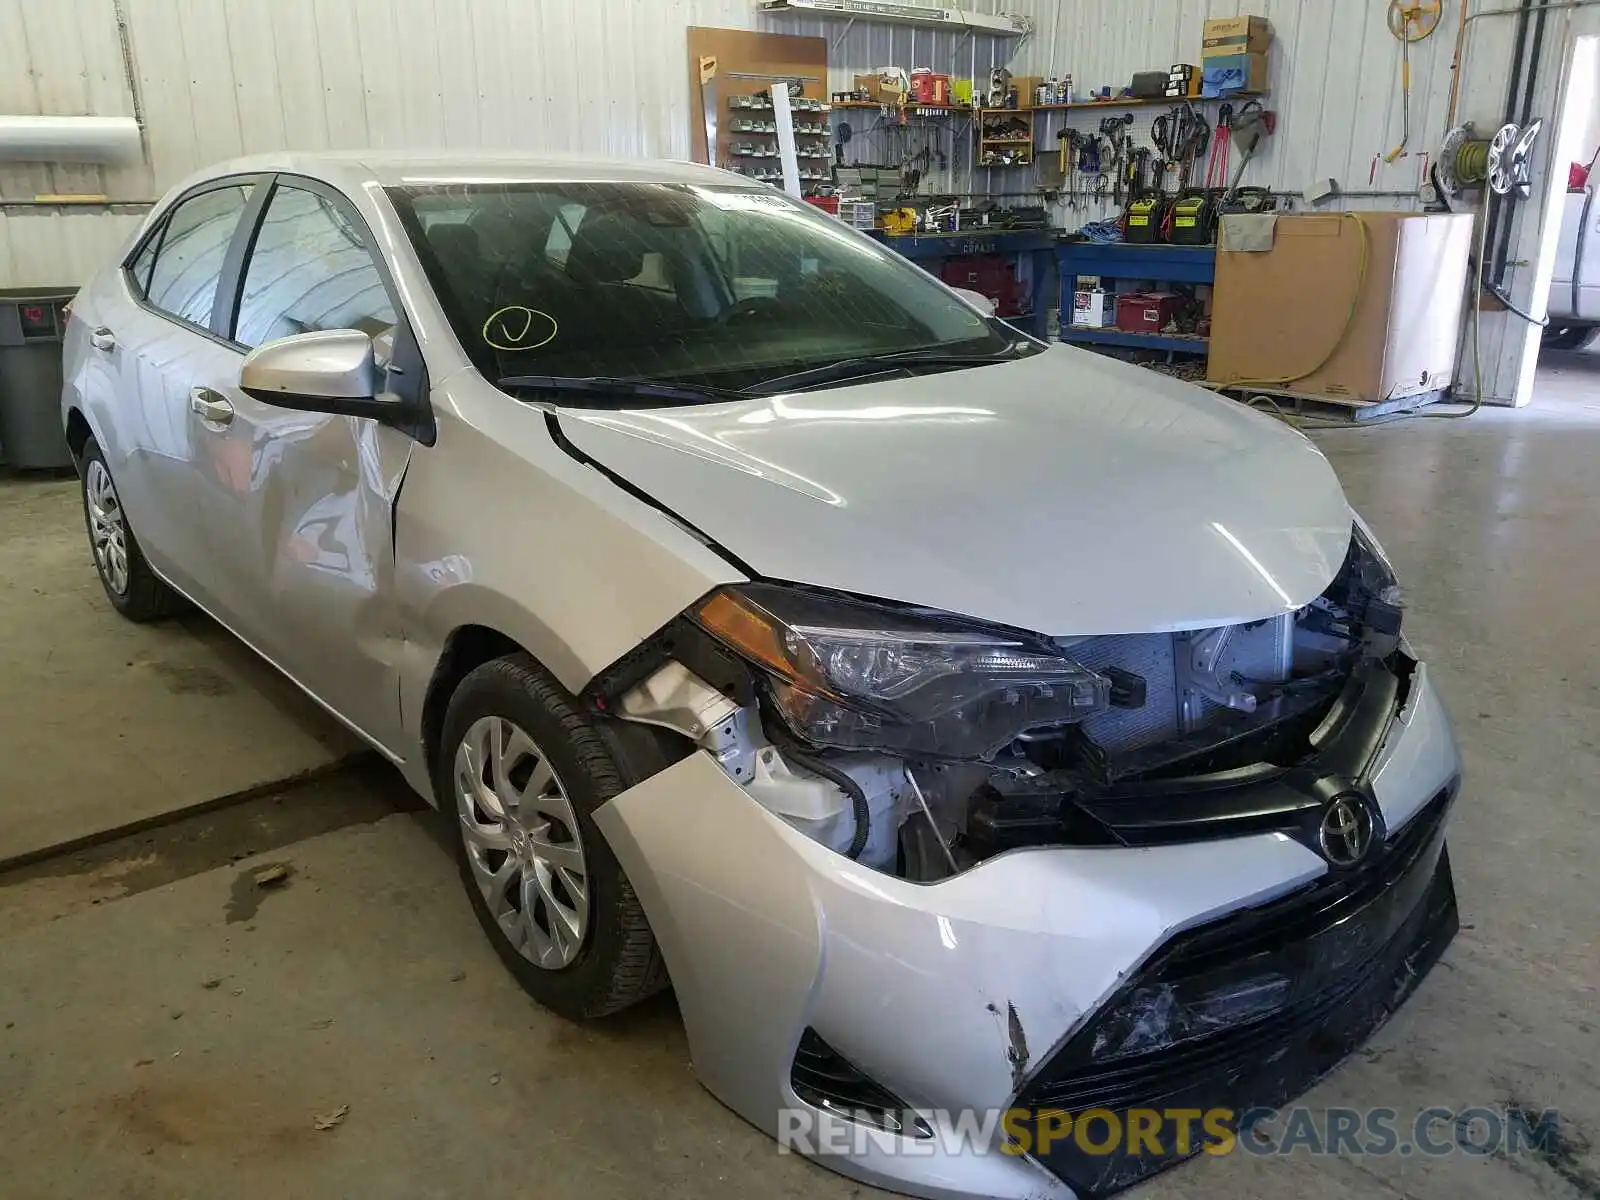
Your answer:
[454,715,590,969]
[85,459,130,596]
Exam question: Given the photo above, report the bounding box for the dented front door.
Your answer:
[185,177,415,754]
[188,386,411,752]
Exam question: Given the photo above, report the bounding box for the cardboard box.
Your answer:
[1202,15,1272,57]
[1202,52,1268,96]
[1206,212,1475,403]
[1073,288,1110,328]
[855,73,906,105]
[1005,76,1042,107]
[1164,74,1203,98]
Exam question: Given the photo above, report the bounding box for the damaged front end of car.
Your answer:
[587,520,1460,1198]
[600,522,1415,882]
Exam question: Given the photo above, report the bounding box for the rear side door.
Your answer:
[77,180,259,598]
[187,176,419,752]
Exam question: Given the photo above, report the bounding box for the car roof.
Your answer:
[189,150,741,192]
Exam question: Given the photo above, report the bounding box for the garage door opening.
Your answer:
[1536,35,1600,373]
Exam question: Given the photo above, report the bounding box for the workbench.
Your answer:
[868,229,1058,339]
[1054,241,1216,355]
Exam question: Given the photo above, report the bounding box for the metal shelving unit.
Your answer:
[725,93,833,194]
[1058,327,1210,352]
[1056,242,1218,358]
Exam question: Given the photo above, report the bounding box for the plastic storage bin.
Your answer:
[0,289,75,470]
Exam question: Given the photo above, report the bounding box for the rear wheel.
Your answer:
[79,438,184,621]
[1541,322,1599,351]
[436,653,673,1019]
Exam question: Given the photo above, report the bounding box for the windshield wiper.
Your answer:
[497,374,747,408]
[745,345,1032,396]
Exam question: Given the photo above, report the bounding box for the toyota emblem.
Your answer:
[1319,794,1376,867]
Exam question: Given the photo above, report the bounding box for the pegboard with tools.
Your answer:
[1016,95,1271,232]
[833,102,972,197]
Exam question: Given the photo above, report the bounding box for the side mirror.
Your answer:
[952,286,998,316]
[240,329,399,419]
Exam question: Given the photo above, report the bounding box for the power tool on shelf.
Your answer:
[1168,189,1218,245]
[1124,194,1168,244]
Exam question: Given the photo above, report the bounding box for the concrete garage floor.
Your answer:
[2,363,1599,1200]
[0,475,359,865]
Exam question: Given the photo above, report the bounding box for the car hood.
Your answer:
[554,346,1354,635]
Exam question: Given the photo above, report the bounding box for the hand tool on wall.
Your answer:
[1224,100,1275,200]
[1385,0,1443,163]
[1153,101,1209,192]
[1204,103,1233,190]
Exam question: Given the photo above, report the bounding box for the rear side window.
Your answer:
[233,185,396,349]
[144,186,251,328]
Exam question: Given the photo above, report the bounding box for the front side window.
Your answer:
[388,181,1010,395]
[144,185,251,328]
[234,184,396,349]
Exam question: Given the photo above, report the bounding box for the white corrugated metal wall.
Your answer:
[0,0,1577,402]
[0,0,1032,283]
[1013,0,1506,222]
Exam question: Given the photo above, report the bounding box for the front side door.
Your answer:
[96,180,259,599]
[188,177,418,752]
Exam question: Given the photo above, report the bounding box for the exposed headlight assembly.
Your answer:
[692,583,1109,759]
[1346,517,1405,645]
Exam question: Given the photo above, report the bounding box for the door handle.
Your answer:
[90,326,116,351]
[189,387,234,426]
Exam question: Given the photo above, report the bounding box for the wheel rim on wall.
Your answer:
[85,460,130,595]
[454,715,590,969]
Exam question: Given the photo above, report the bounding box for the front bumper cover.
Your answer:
[592,658,1461,1200]
[1017,787,1457,1196]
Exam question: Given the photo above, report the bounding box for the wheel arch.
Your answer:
[415,614,692,810]
[419,622,526,799]
[64,406,96,472]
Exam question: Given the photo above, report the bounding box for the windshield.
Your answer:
[386,181,1018,395]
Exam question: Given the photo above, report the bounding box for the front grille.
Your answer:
[1016,788,1459,1197]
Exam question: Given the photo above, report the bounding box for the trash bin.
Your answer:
[0,288,76,470]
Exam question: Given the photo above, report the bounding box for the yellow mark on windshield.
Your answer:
[483,306,558,352]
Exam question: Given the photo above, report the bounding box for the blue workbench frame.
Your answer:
[867,229,1058,339]
[1055,242,1217,354]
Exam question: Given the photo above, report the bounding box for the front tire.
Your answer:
[1541,322,1599,351]
[79,438,184,621]
[436,653,672,1019]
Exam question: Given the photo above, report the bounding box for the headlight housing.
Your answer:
[1347,516,1405,631]
[692,583,1110,759]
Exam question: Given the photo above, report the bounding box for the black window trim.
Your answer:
[224,172,434,442]
[123,170,434,444]
[222,174,401,347]
[120,173,271,351]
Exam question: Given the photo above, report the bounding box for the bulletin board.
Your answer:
[685,26,830,170]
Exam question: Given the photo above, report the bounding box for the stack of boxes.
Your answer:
[1164,64,1199,99]
[1201,15,1271,95]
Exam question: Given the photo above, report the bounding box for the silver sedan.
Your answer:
[63,152,1462,1199]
